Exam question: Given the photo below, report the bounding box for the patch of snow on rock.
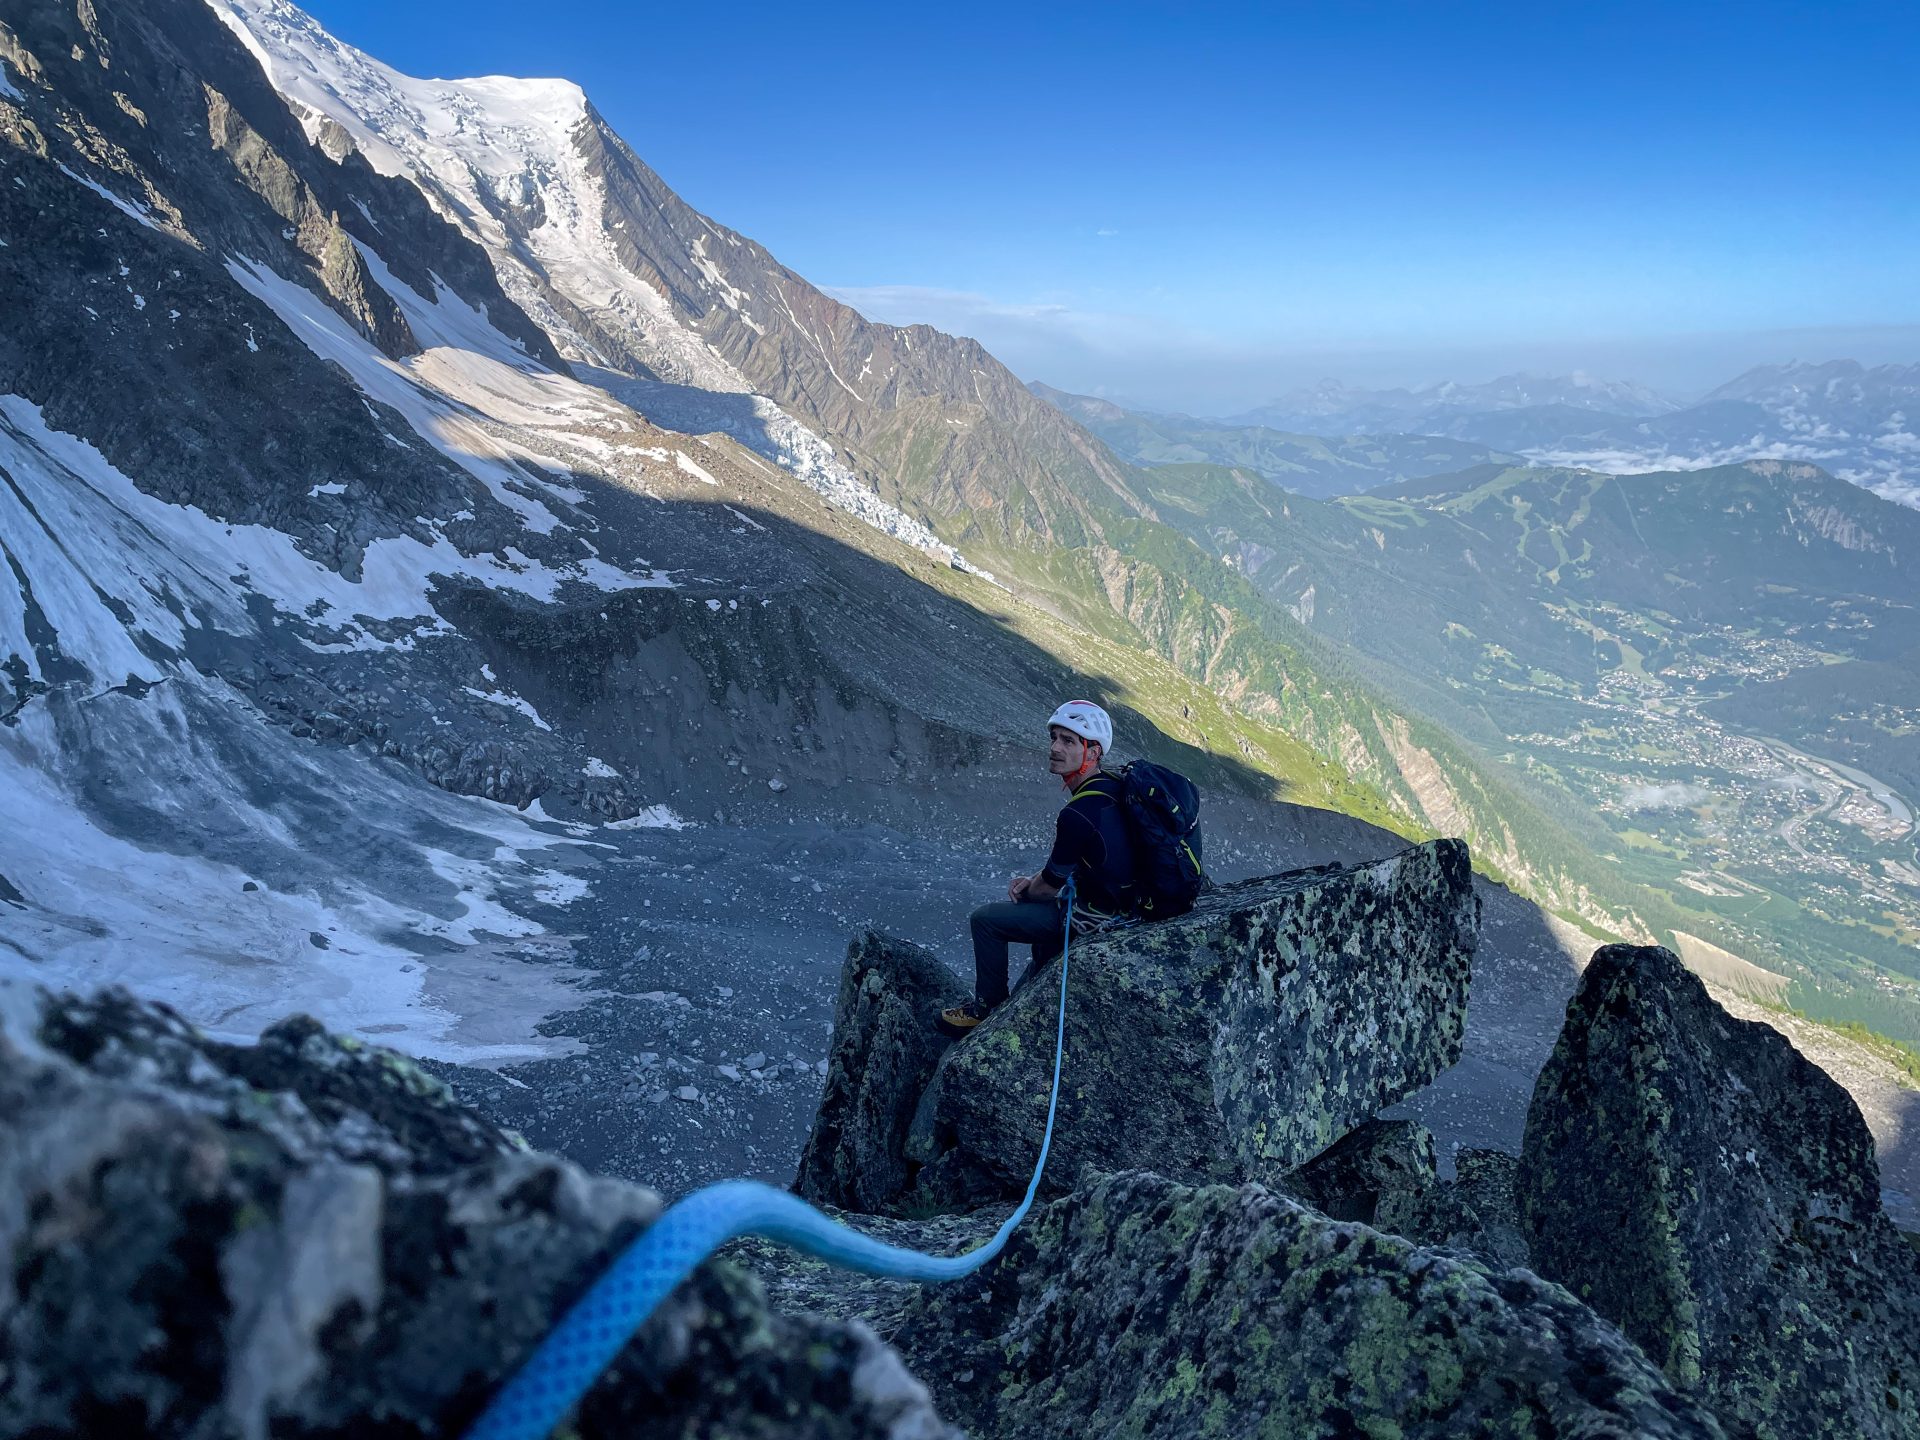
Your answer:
[54,163,159,230]
[461,686,552,731]
[603,805,689,831]
[674,450,719,487]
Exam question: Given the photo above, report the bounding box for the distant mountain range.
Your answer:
[1036,363,1920,510]
[1228,372,1681,433]
[1026,382,1520,499]
[1518,361,1920,510]
[1132,453,1920,1041]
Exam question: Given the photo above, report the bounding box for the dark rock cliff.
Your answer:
[1517,944,1920,1439]
[0,0,558,539]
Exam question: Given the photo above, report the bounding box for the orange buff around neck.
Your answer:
[1062,751,1098,791]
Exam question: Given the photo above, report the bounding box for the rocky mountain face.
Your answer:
[1027,380,1520,498]
[4,0,1377,1066]
[212,0,1140,569]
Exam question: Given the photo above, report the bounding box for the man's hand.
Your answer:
[1008,872,1032,902]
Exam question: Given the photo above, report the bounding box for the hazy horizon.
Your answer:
[819,298,1920,418]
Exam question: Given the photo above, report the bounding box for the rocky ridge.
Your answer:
[6,844,1918,1436]
[880,840,1475,1214]
[797,841,1478,1218]
[764,856,1920,1437]
[0,979,957,1439]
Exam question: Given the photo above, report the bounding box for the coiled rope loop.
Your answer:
[463,879,1078,1440]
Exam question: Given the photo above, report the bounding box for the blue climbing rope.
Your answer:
[462,880,1078,1440]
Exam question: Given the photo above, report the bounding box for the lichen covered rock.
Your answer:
[795,931,967,1212]
[1282,1117,1437,1224]
[1517,944,1920,1439]
[0,981,957,1439]
[901,839,1478,1212]
[1378,1147,1530,1269]
[887,1169,1726,1438]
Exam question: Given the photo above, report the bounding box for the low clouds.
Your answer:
[1861,473,1920,508]
[1623,782,1710,810]
[1517,436,1919,511]
[1523,438,1853,475]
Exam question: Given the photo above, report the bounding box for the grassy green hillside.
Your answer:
[876,437,1677,942]
[1133,457,1920,1043]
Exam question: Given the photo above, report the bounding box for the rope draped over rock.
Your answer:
[460,881,1079,1440]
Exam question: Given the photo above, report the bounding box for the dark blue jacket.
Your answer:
[1039,771,1137,917]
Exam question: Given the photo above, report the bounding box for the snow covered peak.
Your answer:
[1703,359,1914,405]
[210,0,587,232]
[210,0,725,385]
[1421,371,1676,415]
[216,0,988,572]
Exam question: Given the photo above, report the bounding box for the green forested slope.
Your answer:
[1136,457,1920,1041]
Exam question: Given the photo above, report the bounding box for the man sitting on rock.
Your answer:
[938,701,1136,1037]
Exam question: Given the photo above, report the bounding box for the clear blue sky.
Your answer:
[300,0,1920,411]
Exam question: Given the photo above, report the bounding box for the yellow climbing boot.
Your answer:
[936,999,992,1039]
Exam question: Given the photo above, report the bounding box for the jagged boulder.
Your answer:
[0,981,957,1439]
[1378,1148,1530,1269]
[881,1169,1726,1438]
[795,931,968,1211]
[1282,1117,1437,1224]
[1517,944,1920,1439]
[895,840,1478,1213]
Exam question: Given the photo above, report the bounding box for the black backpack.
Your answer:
[1116,760,1206,919]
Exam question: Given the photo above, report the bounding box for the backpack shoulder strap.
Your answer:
[1071,770,1125,801]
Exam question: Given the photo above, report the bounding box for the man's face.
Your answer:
[1048,725,1090,775]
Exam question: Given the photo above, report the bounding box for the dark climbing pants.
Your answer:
[970,898,1068,1007]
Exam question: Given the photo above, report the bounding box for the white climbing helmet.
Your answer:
[1047,700,1112,752]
